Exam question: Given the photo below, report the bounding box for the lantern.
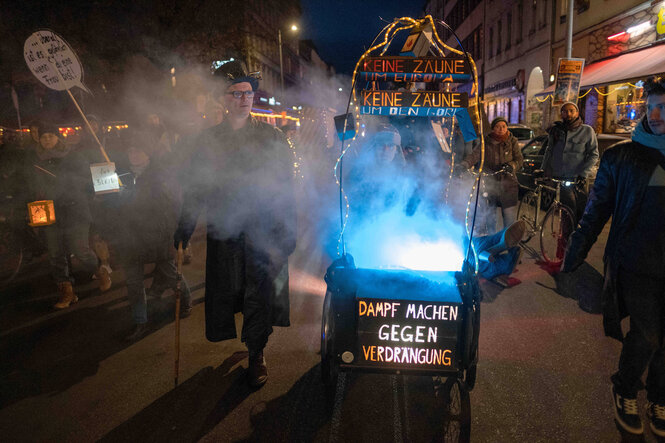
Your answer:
[27,200,56,226]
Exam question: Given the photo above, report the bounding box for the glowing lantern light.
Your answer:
[27,200,56,226]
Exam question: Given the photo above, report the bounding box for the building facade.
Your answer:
[543,0,664,134]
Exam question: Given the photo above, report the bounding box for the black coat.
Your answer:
[114,157,181,263]
[563,141,665,341]
[22,142,93,226]
[177,118,297,342]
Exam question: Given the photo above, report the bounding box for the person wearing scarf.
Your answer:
[461,116,523,233]
[542,102,599,222]
[562,76,665,437]
[23,123,109,309]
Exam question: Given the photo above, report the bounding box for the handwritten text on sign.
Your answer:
[23,30,90,93]
[357,299,461,369]
[359,57,471,82]
[90,162,119,194]
[359,90,468,118]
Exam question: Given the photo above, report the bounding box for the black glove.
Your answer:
[501,163,514,174]
[575,176,587,190]
[173,229,189,250]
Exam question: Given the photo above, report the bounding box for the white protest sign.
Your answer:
[23,29,91,93]
[90,162,119,195]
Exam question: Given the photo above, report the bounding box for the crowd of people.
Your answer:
[1,61,664,435]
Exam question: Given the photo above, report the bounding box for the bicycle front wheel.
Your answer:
[540,204,575,265]
[517,191,538,242]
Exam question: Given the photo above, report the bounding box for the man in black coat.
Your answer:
[175,63,296,388]
[562,76,665,437]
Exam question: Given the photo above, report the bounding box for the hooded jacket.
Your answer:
[562,117,665,341]
[543,118,599,179]
[22,140,93,225]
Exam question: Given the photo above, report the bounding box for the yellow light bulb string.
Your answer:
[536,81,646,102]
[337,15,484,273]
[431,16,484,273]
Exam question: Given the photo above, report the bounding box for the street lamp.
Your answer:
[279,24,299,95]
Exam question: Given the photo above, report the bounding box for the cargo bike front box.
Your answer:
[321,258,480,392]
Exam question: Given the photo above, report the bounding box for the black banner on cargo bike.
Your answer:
[357,298,462,370]
[359,56,471,83]
[360,90,469,117]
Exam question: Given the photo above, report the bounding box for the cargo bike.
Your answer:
[320,15,487,440]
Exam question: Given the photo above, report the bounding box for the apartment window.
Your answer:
[489,27,494,57]
[530,0,537,33]
[497,20,502,54]
[560,0,568,24]
[517,2,523,43]
[540,0,547,29]
[507,13,512,49]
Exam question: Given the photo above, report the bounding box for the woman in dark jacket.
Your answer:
[22,123,108,309]
[461,116,523,232]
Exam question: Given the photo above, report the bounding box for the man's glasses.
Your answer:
[226,91,255,99]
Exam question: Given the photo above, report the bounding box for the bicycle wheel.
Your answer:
[540,204,575,265]
[517,191,537,242]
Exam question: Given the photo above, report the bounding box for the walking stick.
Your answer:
[174,242,183,388]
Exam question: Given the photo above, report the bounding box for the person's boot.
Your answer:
[248,350,268,388]
[179,295,193,318]
[647,402,665,437]
[485,220,527,256]
[612,385,644,435]
[95,265,112,292]
[124,323,149,342]
[54,282,78,309]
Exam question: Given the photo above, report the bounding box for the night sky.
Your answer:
[300,0,426,75]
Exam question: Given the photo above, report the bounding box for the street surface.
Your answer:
[0,210,659,442]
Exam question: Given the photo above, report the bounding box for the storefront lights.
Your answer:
[627,21,651,37]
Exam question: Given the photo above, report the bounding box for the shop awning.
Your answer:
[535,43,665,96]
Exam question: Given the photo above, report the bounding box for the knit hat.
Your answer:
[490,116,508,129]
[36,122,60,138]
[560,101,579,112]
[372,123,401,147]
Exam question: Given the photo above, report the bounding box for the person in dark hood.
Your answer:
[346,123,414,220]
[116,132,192,342]
[542,102,599,222]
[562,76,665,437]
[22,122,110,308]
[174,61,296,388]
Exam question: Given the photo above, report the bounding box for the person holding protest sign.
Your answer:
[21,122,107,308]
[175,60,296,388]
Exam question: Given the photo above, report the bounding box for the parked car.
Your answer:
[508,124,535,149]
[516,135,547,193]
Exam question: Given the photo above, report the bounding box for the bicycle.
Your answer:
[517,176,576,265]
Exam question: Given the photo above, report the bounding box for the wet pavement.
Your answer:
[0,217,662,442]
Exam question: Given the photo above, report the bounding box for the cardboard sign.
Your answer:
[90,162,119,194]
[23,29,90,93]
[360,90,468,117]
[360,57,471,83]
[356,298,461,370]
[553,58,585,106]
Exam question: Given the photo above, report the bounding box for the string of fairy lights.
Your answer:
[535,81,645,102]
[334,15,485,273]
